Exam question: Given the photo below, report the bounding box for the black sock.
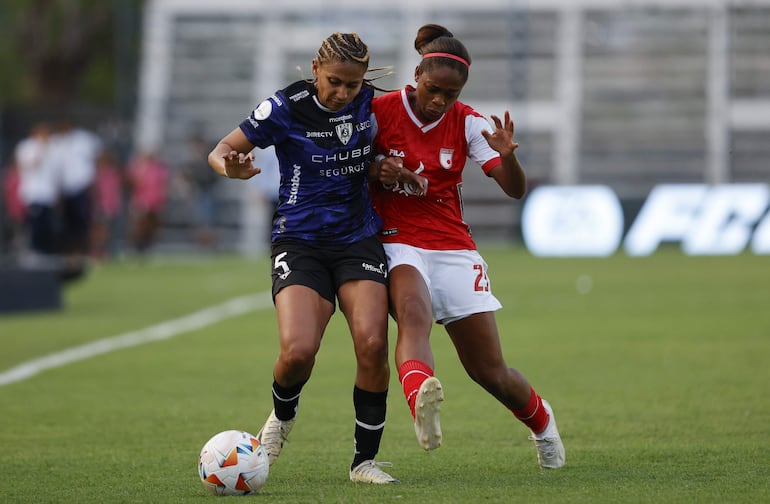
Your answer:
[351,386,388,469]
[272,379,305,421]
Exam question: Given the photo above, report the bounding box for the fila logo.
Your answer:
[389,149,405,157]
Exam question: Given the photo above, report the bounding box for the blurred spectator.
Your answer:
[49,120,102,259]
[184,134,220,251]
[90,150,124,261]
[253,145,280,225]
[15,122,58,261]
[240,146,280,255]
[2,161,27,255]
[126,150,169,255]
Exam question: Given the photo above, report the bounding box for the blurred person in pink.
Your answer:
[2,161,27,255]
[90,150,124,261]
[126,150,168,255]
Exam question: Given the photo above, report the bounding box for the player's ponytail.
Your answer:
[414,24,471,82]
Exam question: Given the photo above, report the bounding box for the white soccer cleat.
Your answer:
[349,460,400,484]
[256,409,295,466]
[528,399,565,469]
[414,376,444,451]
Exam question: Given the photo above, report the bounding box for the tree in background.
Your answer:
[0,0,141,107]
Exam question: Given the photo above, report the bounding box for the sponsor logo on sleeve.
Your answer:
[253,100,272,121]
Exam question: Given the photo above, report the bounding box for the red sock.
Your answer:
[398,360,434,419]
[511,387,550,434]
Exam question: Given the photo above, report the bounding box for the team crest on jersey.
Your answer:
[440,148,454,169]
[335,123,353,145]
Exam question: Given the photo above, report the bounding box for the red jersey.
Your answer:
[371,86,502,250]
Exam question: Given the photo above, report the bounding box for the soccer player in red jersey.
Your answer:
[369,24,565,469]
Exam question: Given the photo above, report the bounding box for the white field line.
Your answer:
[0,291,273,387]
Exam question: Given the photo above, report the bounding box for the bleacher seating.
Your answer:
[136,1,770,249]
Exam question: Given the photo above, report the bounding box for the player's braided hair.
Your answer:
[414,24,471,83]
[317,32,370,67]
[314,32,393,92]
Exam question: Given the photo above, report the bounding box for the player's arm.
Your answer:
[208,127,262,180]
[482,111,527,199]
[370,155,406,184]
[369,156,427,197]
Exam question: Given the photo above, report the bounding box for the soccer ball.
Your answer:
[198,430,269,495]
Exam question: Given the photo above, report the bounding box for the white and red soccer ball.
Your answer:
[198,430,269,495]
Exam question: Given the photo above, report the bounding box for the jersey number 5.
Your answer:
[274,252,290,280]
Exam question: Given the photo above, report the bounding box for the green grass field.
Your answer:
[1,247,768,503]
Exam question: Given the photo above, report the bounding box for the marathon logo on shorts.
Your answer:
[362,262,387,278]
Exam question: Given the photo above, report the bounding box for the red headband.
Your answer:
[422,52,470,67]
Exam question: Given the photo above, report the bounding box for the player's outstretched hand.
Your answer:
[222,150,261,180]
[481,111,519,158]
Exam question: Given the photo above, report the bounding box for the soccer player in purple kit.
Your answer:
[208,32,400,484]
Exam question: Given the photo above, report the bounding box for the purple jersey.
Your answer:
[239,80,380,244]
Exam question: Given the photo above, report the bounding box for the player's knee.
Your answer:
[279,341,318,371]
[356,333,389,365]
[471,366,507,393]
[394,296,432,329]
